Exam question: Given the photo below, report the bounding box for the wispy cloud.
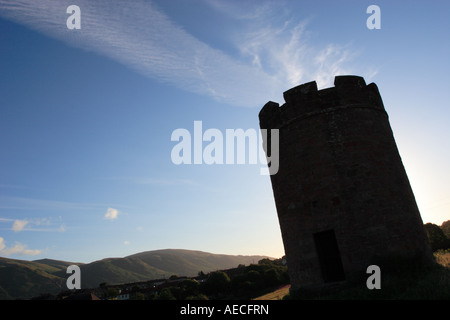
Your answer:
[225,8,361,91]
[0,184,27,189]
[0,0,277,107]
[103,176,199,187]
[141,178,198,186]
[0,196,126,228]
[203,0,278,21]
[0,0,375,107]
[204,0,376,90]
[0,216,65,232]
[0,237,41,256]
[0,196,108,212]
[104,208,120,220]
[96,175,200,189]
[12,219,28,232]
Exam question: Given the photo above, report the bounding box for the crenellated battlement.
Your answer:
[259,75,385,129]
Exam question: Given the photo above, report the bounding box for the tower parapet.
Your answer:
[260,76,385,130]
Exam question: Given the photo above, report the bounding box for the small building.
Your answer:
[116,290,130,300]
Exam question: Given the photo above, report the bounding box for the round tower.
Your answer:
[259,75,433,290]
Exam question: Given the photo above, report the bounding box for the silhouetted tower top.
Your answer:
[260,75,384,130]
[259,75,433,290]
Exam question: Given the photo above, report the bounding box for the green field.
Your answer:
[253,285,291,300]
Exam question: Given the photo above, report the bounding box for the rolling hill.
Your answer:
[0,257,72,299]
[0,249,270,299]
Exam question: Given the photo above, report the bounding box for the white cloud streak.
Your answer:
[0,0,278,107]
[0,216,65,232]
[204,0,374,90]
[0,0,373,107]
[103,176,199,187]
[0,196,111,212]
[0,237,41,256]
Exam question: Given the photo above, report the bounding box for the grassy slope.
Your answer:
[78,257,169,288]
[128,249,267,276]
[253,285,291,300]
[0,257,67,299]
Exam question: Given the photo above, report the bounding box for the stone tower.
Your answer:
[259,75,433,290]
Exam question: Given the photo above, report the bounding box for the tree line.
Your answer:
[152,257,289,300]
[424,220,450,252]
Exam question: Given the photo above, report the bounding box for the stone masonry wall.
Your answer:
[259,76,433,289]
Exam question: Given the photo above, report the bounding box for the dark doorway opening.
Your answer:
[313,229,346,282]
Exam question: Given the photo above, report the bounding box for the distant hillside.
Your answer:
[127,249,266,276]
[0,257,70,299]
[0,249,270,299]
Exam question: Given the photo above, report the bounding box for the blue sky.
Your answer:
[0,0,449,263]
